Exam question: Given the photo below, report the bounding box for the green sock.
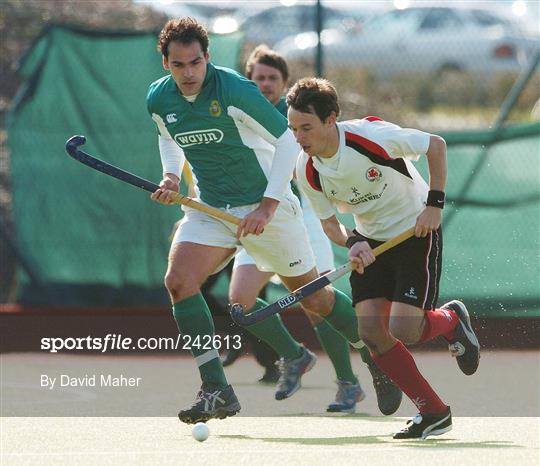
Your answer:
[172,293,228,388]
[323,288,362,343]
[314,320,357,383]
[243,298,302,360]
[322,289,374,365]
[357,344,374,365]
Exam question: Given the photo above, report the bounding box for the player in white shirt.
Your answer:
[229,45,368,413]
[289,77,480,440]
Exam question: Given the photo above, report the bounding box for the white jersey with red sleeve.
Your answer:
[296,117,431,241]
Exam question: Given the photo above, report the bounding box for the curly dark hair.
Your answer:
[245,44,289,82]
[286,77,340,122]
[158,17,209,58]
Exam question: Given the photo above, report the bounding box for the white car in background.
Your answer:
[274,6,539,79]
[238,4,365,46]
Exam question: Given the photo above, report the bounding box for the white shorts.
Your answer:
[172,194,316,277]
[234,197,335,273]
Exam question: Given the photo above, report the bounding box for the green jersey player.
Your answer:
[147,18,401,424]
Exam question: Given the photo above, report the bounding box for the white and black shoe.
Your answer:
[178,383,241,424]
[393,407,452,439]
[443,300,480,375]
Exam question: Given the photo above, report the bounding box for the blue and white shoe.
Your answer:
[275,346,317,400]
[443,300,480,375]
[327,379,366,413]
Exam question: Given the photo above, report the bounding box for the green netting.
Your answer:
[324,123,540,318]
[6,26,539,317]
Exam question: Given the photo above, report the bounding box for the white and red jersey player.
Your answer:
[296,116,431,241]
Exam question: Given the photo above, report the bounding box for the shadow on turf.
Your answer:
[275,413,398,422]
[399,440,522,449]
[220,434,387,445]
[220,435,522,448]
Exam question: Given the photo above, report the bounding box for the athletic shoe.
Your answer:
[220,347,243,367]
[393,407,452,439]
[327,379,366,413]
[275,346,317,400]
[367,362,403,415]
[443,300,480,375]
[258,365,280,384]
[178,383,241,424]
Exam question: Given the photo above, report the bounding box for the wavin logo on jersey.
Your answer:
[174,129,224,148]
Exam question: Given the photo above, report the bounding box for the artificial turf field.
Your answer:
[1,351,538,465]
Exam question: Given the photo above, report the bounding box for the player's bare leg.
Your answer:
[229,264,273,311]
[166,242,241,424]
[388,302,428,345]
[165,242,235,302]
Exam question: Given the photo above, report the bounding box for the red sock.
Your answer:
[373,341,448,415]
[418,308,459,343]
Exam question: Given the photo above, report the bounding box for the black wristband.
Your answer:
[426,190,445,209]
[346,235,362,249]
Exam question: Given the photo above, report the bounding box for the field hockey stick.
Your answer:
[230,227,415,326]
[65,135,241,225]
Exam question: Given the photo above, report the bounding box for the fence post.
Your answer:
[315,0,323,77]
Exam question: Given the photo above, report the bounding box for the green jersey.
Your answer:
[147,63,290,208]
[273,96,302,202]
[275,96,287,117]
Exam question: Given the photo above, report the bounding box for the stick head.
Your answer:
[229,303,246,325]
[65,135,86,156]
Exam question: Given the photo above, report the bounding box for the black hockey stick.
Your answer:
[230,227,415,326]
[65,135,241,224]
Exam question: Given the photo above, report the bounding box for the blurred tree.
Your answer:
[0,0,168,115]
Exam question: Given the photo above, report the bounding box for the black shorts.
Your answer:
[349,228,443,310]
